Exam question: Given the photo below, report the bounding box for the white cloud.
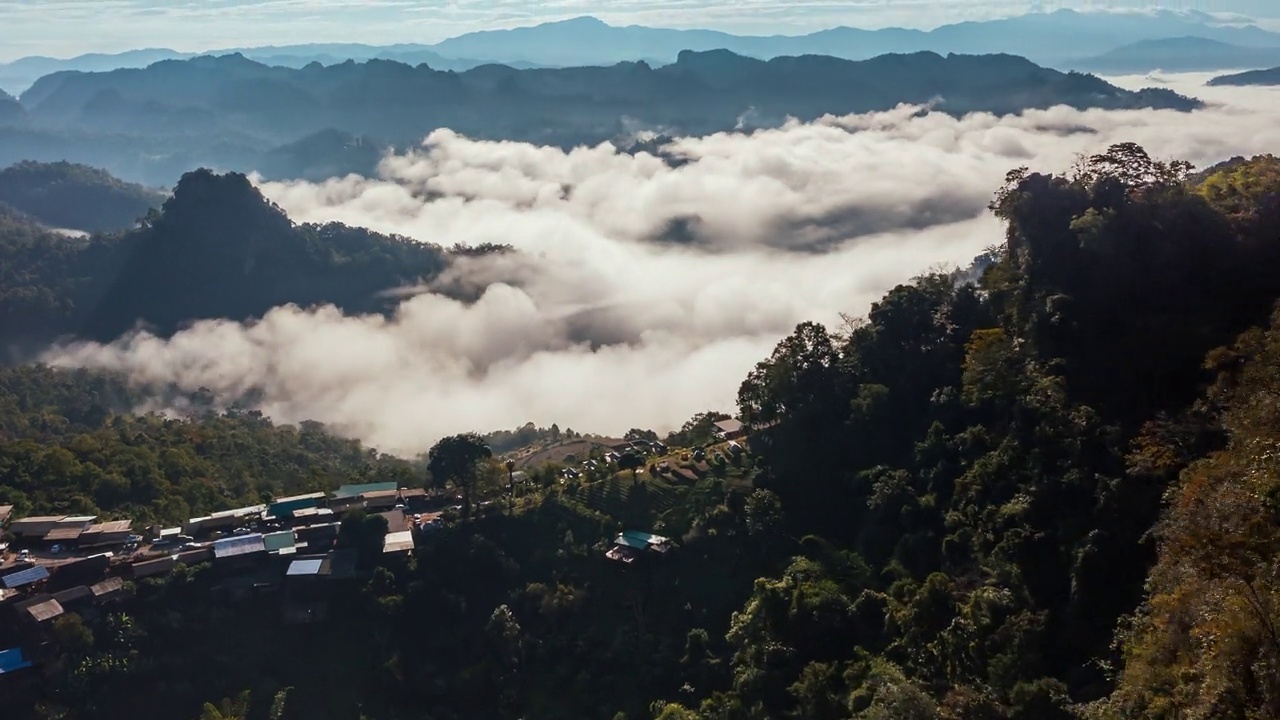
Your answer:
[42,77,1280,455]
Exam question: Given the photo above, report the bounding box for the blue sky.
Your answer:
[1,0,1278,61]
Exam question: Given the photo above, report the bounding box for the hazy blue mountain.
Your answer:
[5,9,1280,94]
[3,49,1198,185]
[1071,36,1280,73]
[426,10,1280,68]
[0,44,516,94]
[0,48,187,92]
[255,128,385,181]
[1208,65,1280,85]
[0,89,23,126]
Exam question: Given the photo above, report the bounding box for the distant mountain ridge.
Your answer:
[1072,36,1280,73]
[0,167,488,351]
[3,9,1279,93]
[0,49,1200,186]
[1208,65,1280,86]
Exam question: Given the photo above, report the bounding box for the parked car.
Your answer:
[18,548,31,560]
[50,544,64,554]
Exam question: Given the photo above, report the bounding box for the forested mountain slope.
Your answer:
[4,148,1280,720]
[0,160,166,233]
[0,167,493,353]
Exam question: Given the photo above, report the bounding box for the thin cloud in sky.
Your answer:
[1,0,1277,61]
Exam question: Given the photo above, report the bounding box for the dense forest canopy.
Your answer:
[4,145,1280,720]
[0,166,504,355]
[0,160,166,233]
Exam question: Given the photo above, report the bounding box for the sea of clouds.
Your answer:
[43,73,1280,455]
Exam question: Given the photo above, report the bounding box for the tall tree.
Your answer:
[427,433,493,519]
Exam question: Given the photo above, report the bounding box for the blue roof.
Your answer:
[287,559,324,576]
[1,565,50,588]
[212,534,266,559]
[621,530,670,546]
[0,647,32,674]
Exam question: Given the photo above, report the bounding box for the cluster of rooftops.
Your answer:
[0,472,690,678]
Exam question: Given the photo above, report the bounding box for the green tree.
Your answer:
[427,433,493,519]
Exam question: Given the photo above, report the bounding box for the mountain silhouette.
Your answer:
[2,49,1200,186]
[1073,36,1280,74]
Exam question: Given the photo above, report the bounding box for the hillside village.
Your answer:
[0,419,754,680]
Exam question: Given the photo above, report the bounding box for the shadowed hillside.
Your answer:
[0,49,1199,185]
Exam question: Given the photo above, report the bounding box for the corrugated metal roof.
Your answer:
[52,585,92,605]
[90,577,124,597]
[8,515,64,526]
[212,534,266,559]
[262,531,296,552]
[287,559,324,576]
[44,525,87,541]
[383,530,415,553]
[131,556,176,578]
[332,481,398,499]
[209,505,266,520]
[176,547,214,565]
[63,515,97,523]
[0,505,12,524]
[0,647,32,673]
[26,598,64,622]
[84,520,132,533]
[2,565,50,588]
[272,492,326,504]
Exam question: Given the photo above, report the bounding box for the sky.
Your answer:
[1,1,1279,62]
[43,73,1280,455]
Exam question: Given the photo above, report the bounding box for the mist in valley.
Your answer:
[42,74,1280,455]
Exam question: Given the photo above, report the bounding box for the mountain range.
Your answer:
[0,165,481,354]
[1208,65,1280,86]
[3,9,1280,94]
[0,49,1198,187]
[1073,36,1280,74]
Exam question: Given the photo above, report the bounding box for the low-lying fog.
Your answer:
[45,73,1280,455]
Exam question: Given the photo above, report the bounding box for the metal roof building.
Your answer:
[0,647,33,674]
[286,558,325,576]
[130,556,176,579]
[383,530,415,554]
[23,598,64,623]
[8,515,85,539]
[90,577,125,601]
[52,585,93,606]
[79,520,133,547]
[176,547,215,566]
[43,525,88,542]
[268,492,326,519]
[184,505,266,535]
[263,531,297,554]
[212,534,266,559]
[332,481,398,499]
[1,565,50,589]
[0,505,12,526]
